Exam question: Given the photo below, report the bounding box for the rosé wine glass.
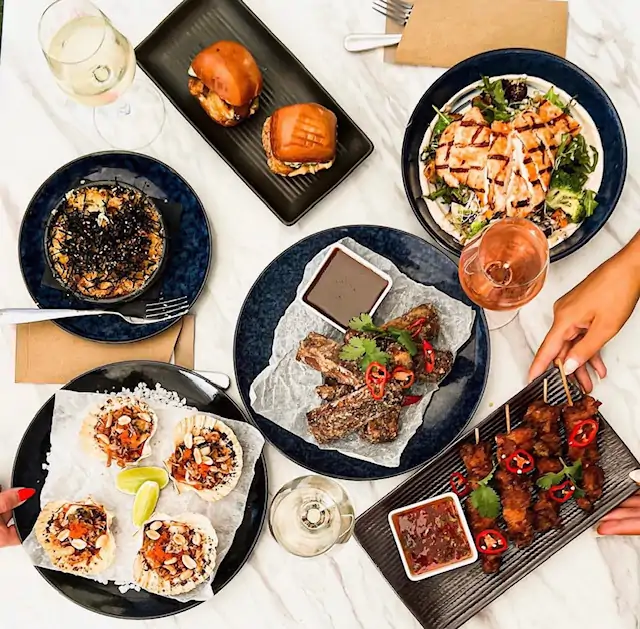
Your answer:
[458,217,549,330]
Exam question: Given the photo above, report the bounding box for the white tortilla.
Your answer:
[165,414,243,503]
[133,512,218,596]
[34,498,116,576]
[80,395,158,467]
[418,75,604,248]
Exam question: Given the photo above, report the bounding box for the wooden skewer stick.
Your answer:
[505,403,511,434]
[475,427,480,445]
[543,378,548,404]
[555,359,573,406]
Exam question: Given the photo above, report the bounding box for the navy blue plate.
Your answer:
[234,226,490,480]
[12,361,268,620]
[402,48,627,263]
[19,152,211,342]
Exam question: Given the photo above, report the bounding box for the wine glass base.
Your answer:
[94,80,166,150]
[484,308,519,331]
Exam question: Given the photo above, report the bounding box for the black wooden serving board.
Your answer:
[136,0,373,225]
[354,367,640,629]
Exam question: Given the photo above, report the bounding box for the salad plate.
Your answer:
[402,49,627,262]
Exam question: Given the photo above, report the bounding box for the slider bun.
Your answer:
[191,41,262,107]
[269,104,337,164]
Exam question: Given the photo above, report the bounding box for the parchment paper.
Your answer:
[249,238,474,467]
[22,390,264,602]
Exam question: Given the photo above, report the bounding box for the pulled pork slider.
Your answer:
[188,41,262,127]
[262,103,337,176]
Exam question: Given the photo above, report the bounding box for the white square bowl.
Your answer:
[299,243,393,333]
[388,492,478,582]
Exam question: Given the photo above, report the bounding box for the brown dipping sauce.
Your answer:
[391,496,472,577]
[303,248,389,329]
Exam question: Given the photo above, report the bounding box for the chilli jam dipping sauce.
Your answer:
[301,244,392,332]
[388,493,477,581]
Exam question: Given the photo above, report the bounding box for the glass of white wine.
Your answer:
[269,476,355,557]
[39,0,166,149]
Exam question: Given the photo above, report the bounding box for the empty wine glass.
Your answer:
[39,0,165,149]
[269,476,355,557]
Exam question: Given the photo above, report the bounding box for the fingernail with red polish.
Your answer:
[17,488,36,502]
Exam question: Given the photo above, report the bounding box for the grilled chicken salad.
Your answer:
[420,76,601,246]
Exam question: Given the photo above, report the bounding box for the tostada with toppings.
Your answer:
[46,183,166,302]
[35,498,116,576]
[134,512,218,596]
[165,414,243,502]
[80,395,158,468]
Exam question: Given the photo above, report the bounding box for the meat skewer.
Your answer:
[525,379,563,532]
[495,404,536,548]
[556,360,605,512]
[459,428,505,574]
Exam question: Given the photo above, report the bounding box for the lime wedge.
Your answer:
[116,467,169,495]
[132,480,160,528]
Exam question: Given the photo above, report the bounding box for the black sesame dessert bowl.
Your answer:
[45,181,168,305]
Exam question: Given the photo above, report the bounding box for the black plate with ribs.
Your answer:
[136,0,373,226]
[354,366,639,629]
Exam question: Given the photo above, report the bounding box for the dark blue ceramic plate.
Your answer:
[234,226,490,480]
[402,48,627,263]
[19,152,211,342]
[12,361,268,620]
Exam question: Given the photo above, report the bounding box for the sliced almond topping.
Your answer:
[182,555,196,570]
[117,415,132,426]
[104,414,114,429]
[172,533,187,546]
[200,446,211,456]
[169,525,185,534]
[184,432,193,449]
[57,529,70,542]
[181,569,194,581]
[96,433,110,444]
[164,557,178,565]
[191,533,201,546]
[138,412,152,423]
[146,529,160,541]
[166,565,177,575]
[95,534,109,549]
[215,455,230,463]
[193,436,206,445]
[194,448,203,465]
[58,546,76,556]
[149,520,163,531]
[202,456,214,466]
[71,539,87,550]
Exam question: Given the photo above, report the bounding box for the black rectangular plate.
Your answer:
[136,0,374,226]
[354,367,640,629]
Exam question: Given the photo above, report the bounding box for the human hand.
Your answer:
[0,487,35,547]
[598,488,640,535]
[529,243,640,392]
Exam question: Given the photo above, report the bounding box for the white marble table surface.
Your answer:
[1,0,640,627]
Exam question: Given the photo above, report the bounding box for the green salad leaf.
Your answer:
[543,87,572,113]
[469,466,501,519]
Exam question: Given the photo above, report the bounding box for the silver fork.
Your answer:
[372,0,413,26]
[0,296,190,326]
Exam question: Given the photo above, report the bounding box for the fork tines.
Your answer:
[372,0,413,26]
[145,297,190,321]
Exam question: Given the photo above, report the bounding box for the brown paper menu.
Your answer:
[386,0,568,67]
[15,315,195,384]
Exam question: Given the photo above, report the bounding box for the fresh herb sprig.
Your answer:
[339,337,390,371]
[552,134,599,191]
[469,466,501,519]
[348,313,417,356]
[536,458,585,498]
